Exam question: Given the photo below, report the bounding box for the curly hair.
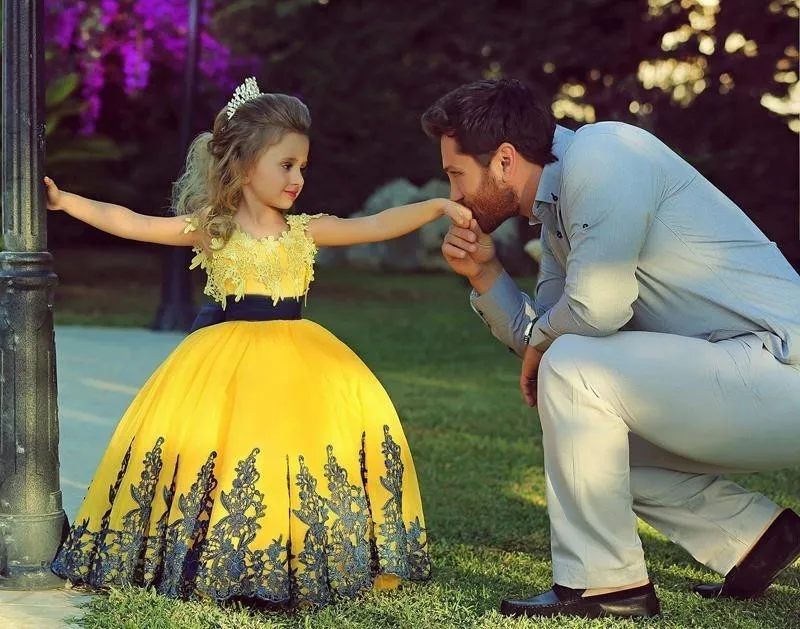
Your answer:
[421,78,557,167]
[172,93,311,249]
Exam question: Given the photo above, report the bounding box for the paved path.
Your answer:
[0,326,186,628]
[55,326,185,519]
[0,589,95,629]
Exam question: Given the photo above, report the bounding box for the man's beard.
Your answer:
[461,172,520,233]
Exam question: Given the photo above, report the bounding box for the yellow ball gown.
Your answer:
[52,214,430,607]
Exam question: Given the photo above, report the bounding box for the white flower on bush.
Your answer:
[524,238,543,263]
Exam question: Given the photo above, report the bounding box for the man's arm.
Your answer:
[466,225,565,358]
[470,270,536,358]
[439,218,544,358]
[528,131,659,351]
[533,227,566,317]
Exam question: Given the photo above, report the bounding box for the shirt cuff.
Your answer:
[469,270,526,327]
[529,312,558,351]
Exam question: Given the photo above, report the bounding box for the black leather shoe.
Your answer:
[499,583,660,619]
[694,508,800,600]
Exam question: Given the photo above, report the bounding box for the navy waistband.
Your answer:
[189,296,302,333]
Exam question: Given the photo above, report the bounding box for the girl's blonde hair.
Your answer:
[172,93,311,248]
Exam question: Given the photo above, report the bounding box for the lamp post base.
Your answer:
[0,510,67,590]
[0,252,67,591]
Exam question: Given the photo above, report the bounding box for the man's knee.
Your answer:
[539,334,588,390]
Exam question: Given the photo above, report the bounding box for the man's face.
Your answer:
[441,135,520,233]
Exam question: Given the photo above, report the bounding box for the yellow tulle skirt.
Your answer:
[52,319,430,607]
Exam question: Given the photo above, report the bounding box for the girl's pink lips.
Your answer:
[285,189,299,199]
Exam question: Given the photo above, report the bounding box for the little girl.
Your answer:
[48,77,471,608]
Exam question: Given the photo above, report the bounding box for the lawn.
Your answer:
[53,247,800,629]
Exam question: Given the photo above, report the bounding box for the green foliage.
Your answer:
[45,74,80,118]
[210,0,797,267]
[20,0,796,268]
[41,72,132,246]
[52,258,800,628]
[48,137,125,165]
[44,73,124,164]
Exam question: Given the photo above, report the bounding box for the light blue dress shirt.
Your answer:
[471,122,800,365]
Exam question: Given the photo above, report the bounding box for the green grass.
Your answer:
[53,248,800,629]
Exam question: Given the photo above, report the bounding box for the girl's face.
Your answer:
[243,132,309,211]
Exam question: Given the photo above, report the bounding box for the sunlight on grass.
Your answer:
[507,466,548,509]
[55,250,799,629]
[380,371,478,392]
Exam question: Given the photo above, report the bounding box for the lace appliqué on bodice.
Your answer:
[183,213,323,308]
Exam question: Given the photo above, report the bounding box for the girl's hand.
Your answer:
[44,177,64,211]
[442,199,472,228]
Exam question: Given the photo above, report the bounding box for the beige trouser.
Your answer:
[537,331,800,589]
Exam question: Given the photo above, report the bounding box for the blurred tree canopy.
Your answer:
[43,0,800,267]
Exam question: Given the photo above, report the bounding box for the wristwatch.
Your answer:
[523,318,536,346]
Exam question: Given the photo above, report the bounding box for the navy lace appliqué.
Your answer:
[52,426,429,607]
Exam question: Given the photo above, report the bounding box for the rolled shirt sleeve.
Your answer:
[534,228,566,317]
[469,270,536,358]
[528,132,659,351]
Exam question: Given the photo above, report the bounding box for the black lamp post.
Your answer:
[0,0,68,589]
[151,0,201,331]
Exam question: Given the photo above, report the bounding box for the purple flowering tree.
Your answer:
[29,0,257,245]
[45,0,241,135]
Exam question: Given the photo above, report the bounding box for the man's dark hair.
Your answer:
[421,78,557,167]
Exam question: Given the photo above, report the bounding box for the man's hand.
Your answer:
[520,344,544,407]
[441,218,501,292]
[440,199,473,229]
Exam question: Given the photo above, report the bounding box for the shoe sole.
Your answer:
[593,594,661,619]
[501,593,661,619]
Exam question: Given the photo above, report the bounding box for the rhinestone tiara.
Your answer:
[226,77,263,120]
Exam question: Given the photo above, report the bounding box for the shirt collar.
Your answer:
[530,125,575,224]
